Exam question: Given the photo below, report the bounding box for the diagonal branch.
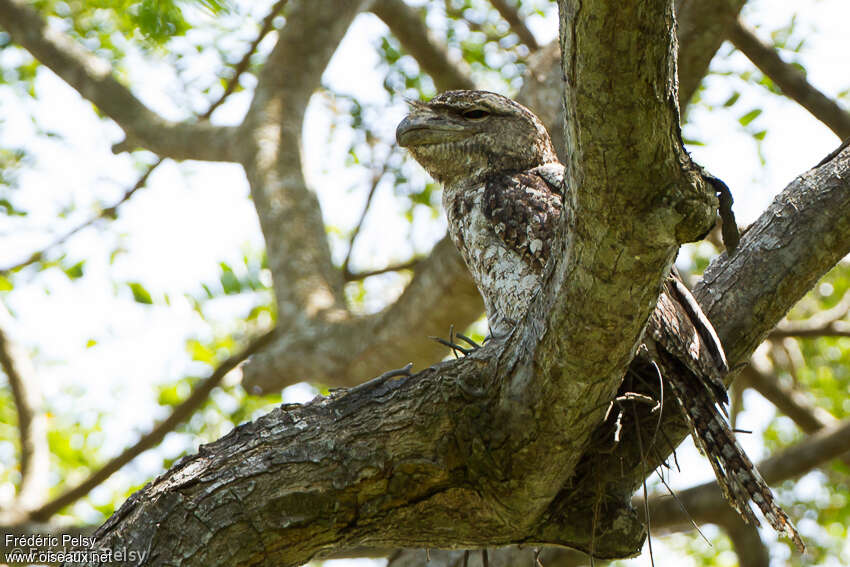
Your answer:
[370,0,475,91]
[199,0,289,121]
[0,158,163,275]
[728,19,850,139]
[26,330,275,522]
[674,0,748,108]
[768,286,850,338]
[489,0,539,51]
[0,0,238,162]
[0,303,48,519]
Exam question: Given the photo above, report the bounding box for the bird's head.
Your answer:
[396,90,558,186]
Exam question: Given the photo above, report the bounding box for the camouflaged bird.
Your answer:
[396,90,803,551]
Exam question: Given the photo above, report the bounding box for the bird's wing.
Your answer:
[482,170,564,272]
[648,275,729,406]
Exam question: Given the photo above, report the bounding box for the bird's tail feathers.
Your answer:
[661,356,805,552]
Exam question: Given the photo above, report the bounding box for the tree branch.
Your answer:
[343,258,420,281]
[716,510,770,567]
[674,0,747,108]
[489,0,539,51]
[0,303,48,519]
[728,19,850,139]
[236,0,370,330]
[697,144,850,364]
[0,0,238,162]
[370,0,476,91]
[24,330,274,523]
[0,159,163,275]
[742,361,834,435]
[199,0,289,121]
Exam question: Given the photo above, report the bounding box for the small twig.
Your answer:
[376,362,413,380]
[28,328,276,521]
[532,547,542,567]
[341,165,388,278]
[454,333,481,350]
[488,0,539,50]
[654,469,711,545]
[0,158,163,275]
[199,0,290,120]
[343,258,421,281]
[0,303,49,515]
[430,325,474,357]
[632,403,655,567]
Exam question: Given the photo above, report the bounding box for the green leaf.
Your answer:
[722,91,740,107]
[0,276,12,291]
[186,338,215,364]
[219,262,241,294]
[753,130,767,141]
[63,260,85,280]
[738,108,762,127]
[128,282,153,304]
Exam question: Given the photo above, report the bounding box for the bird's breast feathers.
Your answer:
[443,164,565,333]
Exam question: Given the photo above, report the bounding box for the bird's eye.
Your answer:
[462,109,490,120]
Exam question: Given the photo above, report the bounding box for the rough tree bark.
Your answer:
[63,143,850,567]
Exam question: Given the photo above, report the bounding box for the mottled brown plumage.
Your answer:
[397,90,803,551]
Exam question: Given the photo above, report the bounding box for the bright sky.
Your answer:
[0,0,849,564]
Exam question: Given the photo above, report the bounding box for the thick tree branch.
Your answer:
[370,0,476,91]
[697,145,850,364]
[728,20,850,139]
[236,0,370,330]
[674,0,747,108]
[0,0,238,162]
[0,303,48,520]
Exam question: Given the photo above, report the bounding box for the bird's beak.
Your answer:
[396,111,469,147]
